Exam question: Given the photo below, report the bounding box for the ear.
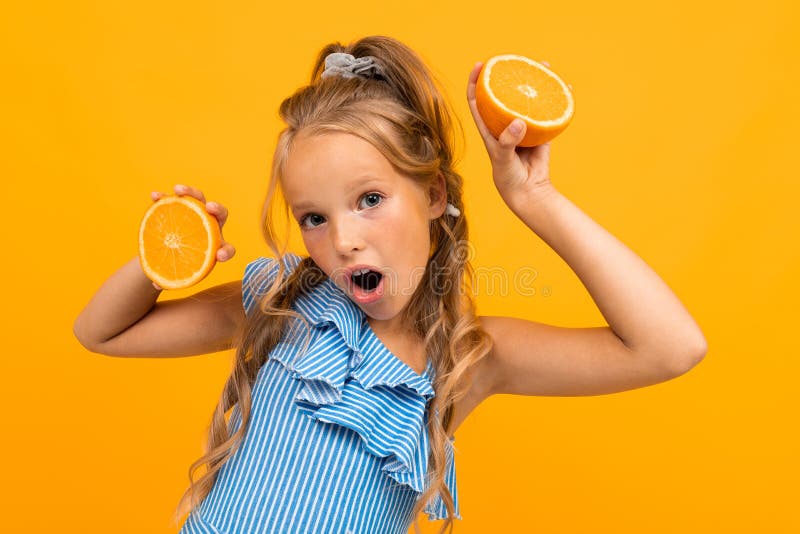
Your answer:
[427,172,448,219]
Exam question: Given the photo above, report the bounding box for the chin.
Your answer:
[358,299,399,321]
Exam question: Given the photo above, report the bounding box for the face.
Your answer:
[281,131,446,330]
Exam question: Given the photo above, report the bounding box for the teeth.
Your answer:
[353,268,371,276]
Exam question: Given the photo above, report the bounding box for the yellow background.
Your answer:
[2,0,797,532]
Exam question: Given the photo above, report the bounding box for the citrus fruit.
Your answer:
[475,54,575,147]
[138,194,221,290]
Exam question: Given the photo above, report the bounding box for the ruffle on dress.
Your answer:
[241,253,461,521]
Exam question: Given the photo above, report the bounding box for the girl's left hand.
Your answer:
[466,61,553,204]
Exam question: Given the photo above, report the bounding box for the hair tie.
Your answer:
[321,52,384,80]
[445,202,460,217]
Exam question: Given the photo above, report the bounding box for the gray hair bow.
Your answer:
[321,52,384,80]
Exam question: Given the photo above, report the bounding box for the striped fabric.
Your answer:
[178,253,460,533]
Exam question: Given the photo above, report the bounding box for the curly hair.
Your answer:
[172,35,494,534]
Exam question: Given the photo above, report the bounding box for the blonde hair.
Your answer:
[172,35,493,534]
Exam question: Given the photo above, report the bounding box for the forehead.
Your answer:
[281,132,401,203]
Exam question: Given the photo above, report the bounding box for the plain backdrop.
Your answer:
[2,0,797,532]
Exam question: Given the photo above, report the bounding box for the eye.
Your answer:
[298,213,324,229]
[297,192,384,230]
[359,192,384,210]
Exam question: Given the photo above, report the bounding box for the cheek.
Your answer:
[384,205,430,259]
[383,196,429,236]
[301,234,328,269]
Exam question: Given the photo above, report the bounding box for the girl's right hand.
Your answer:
[148,184,236,291]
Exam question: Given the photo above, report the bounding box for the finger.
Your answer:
[541,60,551,68]
[465,61,482,101]
[150,191,163,202]
[152,281,163,291]
[174,184,206,204]
[205,201,228,228]
[497,119,526,154]
[466,61,499,153]
[216,242,236,261]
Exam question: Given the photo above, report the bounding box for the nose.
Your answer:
[330,214,365,256]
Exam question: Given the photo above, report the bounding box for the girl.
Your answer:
[73,35,707,534]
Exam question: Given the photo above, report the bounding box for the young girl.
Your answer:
[74,35,707,534]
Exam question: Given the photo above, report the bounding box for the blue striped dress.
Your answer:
[178,252,461,533]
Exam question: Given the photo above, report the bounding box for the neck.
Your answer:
[367,314,401,335]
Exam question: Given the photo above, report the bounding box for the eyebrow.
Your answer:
[290,176,385,212]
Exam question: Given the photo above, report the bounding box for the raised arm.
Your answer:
[73,255,245,357]
[73,255,163,348]
[73,183,242,357]
[464,61,707,398]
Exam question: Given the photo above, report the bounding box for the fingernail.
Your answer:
[175,184,186,189]
[509,119,523,134]
[208,202,218,209]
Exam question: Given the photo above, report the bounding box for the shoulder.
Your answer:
[243,252,304,281]
[241,252,306,315]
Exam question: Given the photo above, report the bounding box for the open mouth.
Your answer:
[351,268,383,292]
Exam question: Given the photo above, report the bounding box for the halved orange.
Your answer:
[475,54,575,147]
[138,194,221,290]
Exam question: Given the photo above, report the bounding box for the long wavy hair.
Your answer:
[172,35,494,534]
